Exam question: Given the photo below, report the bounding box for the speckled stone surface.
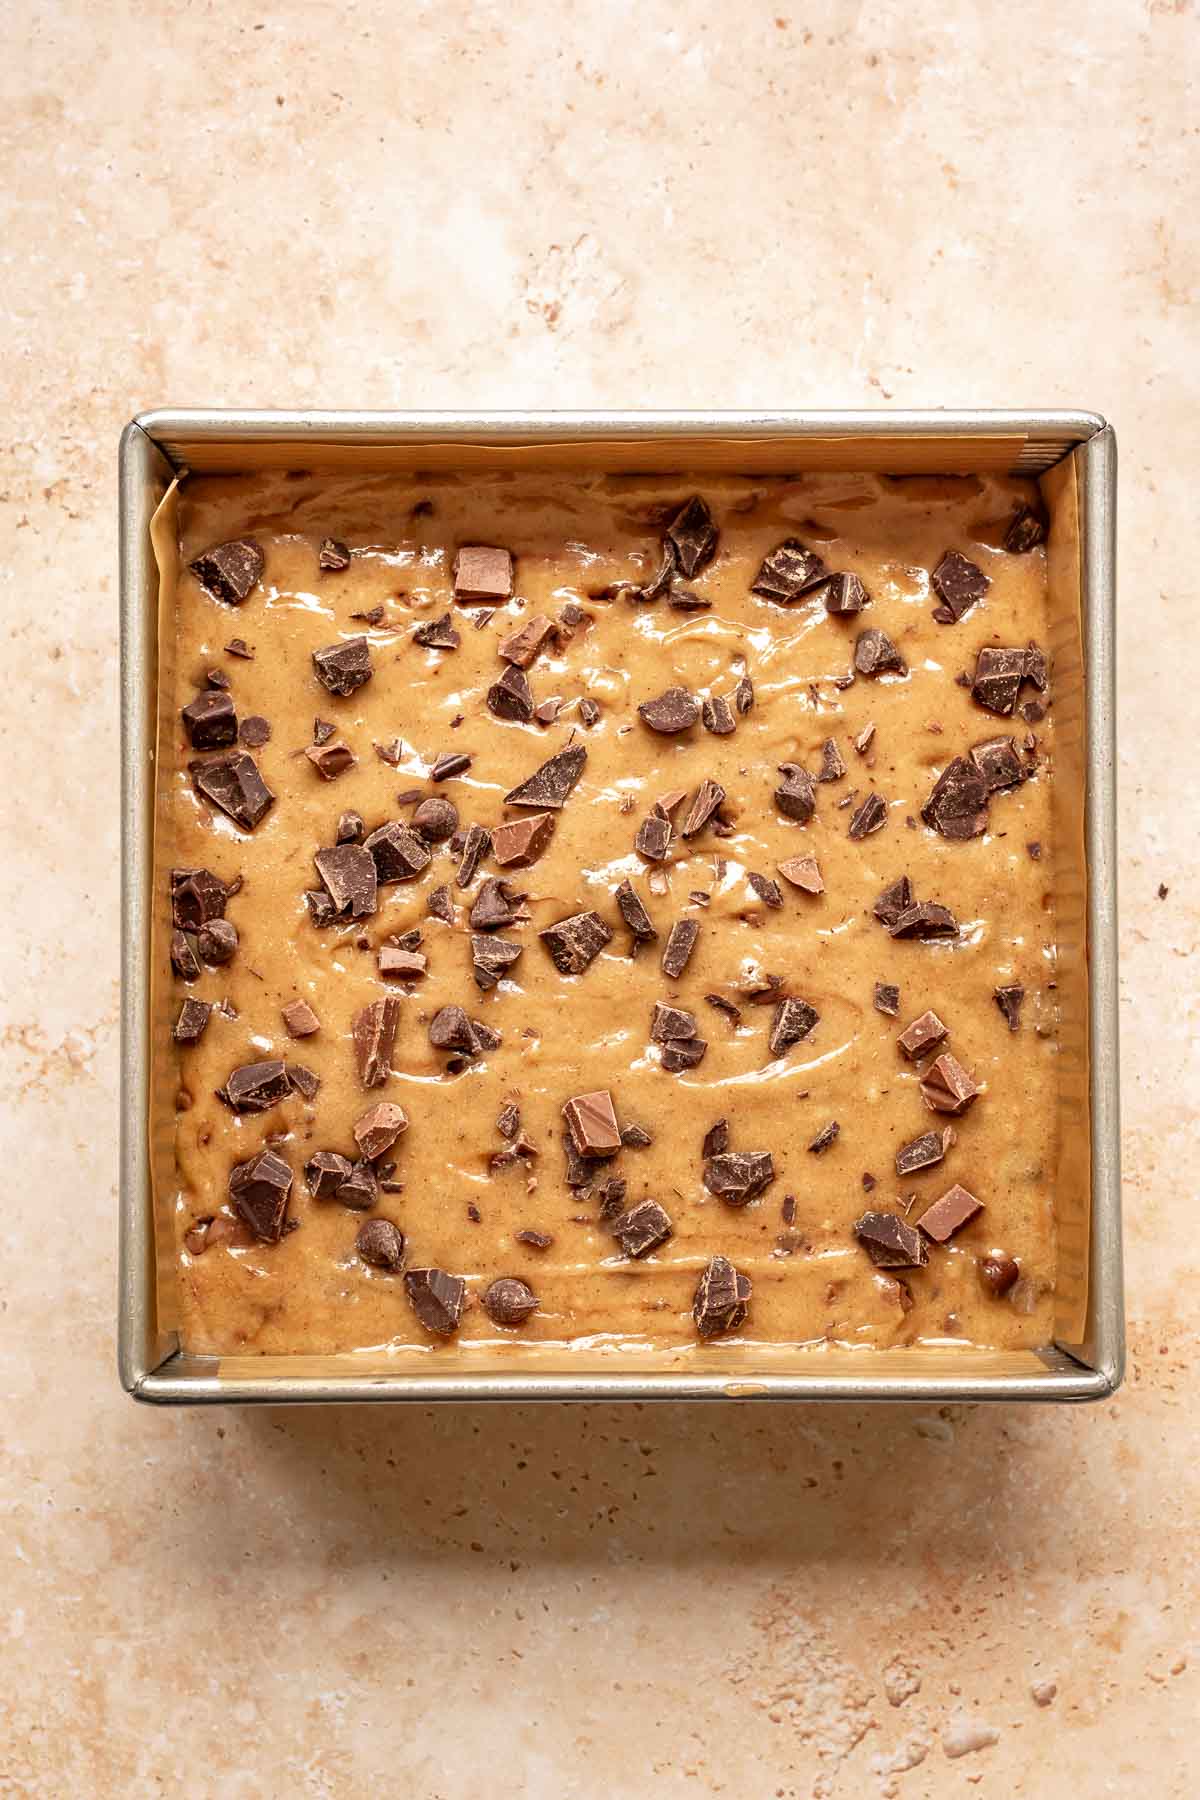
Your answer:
[1,2,1197,1795]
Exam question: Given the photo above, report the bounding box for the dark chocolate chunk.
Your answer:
[619,1122,653,1149]
[430,751,472,782]
[661,1036,708,1072]
[353,1100,408,1161]
[404,1267,467,1335]
[224,637,254,659]
[895,1130,948,1177]
[352,996,401,1087]
[874,982,900,1016]
[413,611,461,650]
[173,997,212,1045]
[611,1199,673,1259]
[661,918,700,979]
[931,549,990,621]
[539,910,612,975]
[918,1183,983,1242]
[281,998,320,1038]
[453,544,512,602]
[487,665,535,723]
[350,604,385,626]
[562,1090,622,1159]
[638,686,699,734]
[315,844,378,917]
[312,636,372,697]
[854,629,906,677]
[853,1210,928,1269]
[335,810,365,845]
[820,572,870,615]
[515,1228,553,1250]
[315,719,337,746]
[305,741,356,780]
[239,714,271,748]
[635,812,674,862]
[1024,642,1048,691]
[703,1150,775,1204]
[969,736,1024,793]
[615,878,657,943]
[979,1252,1021,1296]
[732,674,754,717]
[181,689,237,750]
[768,996,819,1058]
[704,992,743,1028]
[356,1217,406,1270]
[751,539,825,603]
[429,1005,482,1055]
[808,1120,839,1154]
[218,1059,292,1112]
[288,1061,322,1102]
[681,779,725,839]
[471,932,524,991]
[197,918,237,966]
[470,878,528,931]
[921,758,989,841]
[702,1118,730,1158]
[774,763,816,823]
[919,1053,981,1115]
[228,1149,292,1242]
[651,1001,697,1043]
[318,537,352,572]
[1003,505,1047,553]
[495,1102,521,1140]
[504,743,587,810]
[482,1276,538,1327]
[427,884,455,926]
[872,876,914,929]
[747,872,783,909]
[578,698,601,728]
[702,693,736,736]
[972,646,1027,716]
[993,984,1025,1032]
[897,1009,949,1059]
[454,823,492,888]
[848,792,889,840]
[190,538,264,606]
[817,738,847,783]
[171,867,229,931]
[692,1255,752,1338]
[191,752,275,831]
[889,902,959,940]
[667,495,718,578]
[303,887,339,927]
[364,823,431,885]
[335,1160,378,1211]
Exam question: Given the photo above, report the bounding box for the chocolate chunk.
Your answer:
[470,878,529,931]
[492,813,555,867]
[192,751,275,830]
[190,538,264,606]
[979,1252,1020,1296]
[661,1037,707,1072]
[918,1183,983,1242]
[774,763,816,823]
[747,872,783,909]
[993,984,1025,1031]
[562,1090,621,1157]
[704,992,743,1027]
[430,751,472,782]
[487,665,535,722]
[539,910,612,975]
[702,1118,730,1157]
[429,1004,482,1055]
[848,792,889,840]
[703,1150,775,1204]
[471,932,523,991]
[897,1009,949,1059]
[692,1255,752,1338]
[412,797,459,843]
[635,812,674,862]
[482,1276,538,1326]
[777,855,824,895]
[751,539,825,602]
[661,918,700,979]
[335,1160,378,1210]
[921,758,990,841]
[316,536,351,572]
[354,1100,408,1161]
[352,996,401,1087]
[972,646,1027,716]
[611,1199,673,1258]
[1003,505,1047,553]
[853,1210,928,1269]
[702,693,736,736]
[378,947,428,980]
[889,902,959,940]
[619,1122,653,1149]
[305,740,356,780]
[498,616,555,668]
[920,1052,981,1115]
[413,611,461,650]
[239,716,271,750]
[312,636,373,697]
[651,1001,698,1042]
[931,549,990,622]
[817,738,847,783]
[303,889,339,927]
[768,996,819,1057]
[667,495,718,577]
[405,1267,467,1334]
[872,876,914,928]
[854,629,906,677]
[667,580,711,612]
[218,1059,292,1112]
[808,1120,839,1154]
[181,690,237,750]
[969,736,1024,795]
[316,720,338,746]
[284,1062,319,1102]
[1024,642,1048,691]
[874,981,900,1016]
[427,884,455,925]
[173,998,211,1045]
[228,1149,292,1242]
[854,722,876,756]
[281,998,320,1038]
[515,1228,554,1250]
[638,686,699,734]
[224,637,254,659]
[171,867,229,931]
[681,779,726,838]
[504,743,587,810]
[356,1218,406,1270]
[350,603,385,627]
[820,572,870,615]
[895,1130,948,1176]
[494,1103,521,1141]
[364,823,431,885]
[315,844,378,917]
[728,677,752,721]
[1026,841,1043,862]
[615,878,657,942]
[455,823,492,888]
[197,918,238,965]
[453,544,513,602]
[578,698,601,727]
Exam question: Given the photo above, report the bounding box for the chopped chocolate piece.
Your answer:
[681,779,726,838]
[979,1252,1021,1296]
[350,603,385,626]
[482,1276,538,1326]
[993,984,1025,1032]
[781,1195,797,1226]
[171,867,229,931]
[190,538,264,606]
[777,854,824,894]
[853,1210,928,1269]
[704,992,743,1027]
[429,1004,482,1055]
[413,611,461,650]
[427,884,455,925]
[317,536,352,572]
[733,673,754,716]
[578,698,601,727]
[920,1052,981,1115]
[611,1199,673,1258]
[364,822,431,885]
[312,636,373,697]
[173,997,212,1045]
[562,1090,621,1157]
[471,932,523,991]
[218,1059,292,1112]
[411,797,459,842]
[315,720,338,747]
[335,810,365,846]
[661,918,700,979]
[889,902,959,940]
[702,1118,730,1158]
[1024,642,1048,691]
[635,812,673,862]
[305,740,356,780]
[491,812,555,868]
[303,888,339,927]
[895,1130,948,1177]
[181,689,237,750]
[229,1149,292,1242]
[192,751,275,830]
[453,544,513,602]
[972,646,1027,716]
[661,1036,707,1072]
[848,792,889,840]
[703,1150,775,1204]
[808,1120,839,1154]
[897,1009,949,1060]
[667,495,718,577]
[747,872,783,909]
[854,722,876,756]
[931,549,990,622]
[498,616,556,667]
[239,714,271,747]
[774,763,816,823]
[1003,505,1047,553]
[969,735,1024,794]
[335,1159,378,1210]
[751,538,826,602]
[614,878,657,943]
[638,685,699,734]
[558,601,588,633]
[354,1100,408,1161]
[817,738,847,783]
[469,877,527,932]
[667,580,712,611]
[692,1255,752,1338]
[503,743,587,809]
[702,693,736,736]
[405,1267,467,1335]
[315,844,378,917]
[352,996,401,1087]
[650,1001,698,1042]
[820,571,870,614]
[768,996,819,1058]
[619,1122,653,1149]
[515,1228,553,1250]
[281,998,320,1038]
[197,918,238,965]
[487,665,535,722]
[874,981,900,1016]
[921,758,989,841]
[455,823,492,888]
[356,1217,406,1270]
[918,1183,983,1242]
[378,946,428,980]
[286,1062,320,1101]
[225,637,254,659]
[854,628,906,677]
[1020,699,1046,724]
[430,751,472,782]
[496,1102,521,1140]
[539,910,613,975]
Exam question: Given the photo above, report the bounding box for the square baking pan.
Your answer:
[119,410,1122,1405]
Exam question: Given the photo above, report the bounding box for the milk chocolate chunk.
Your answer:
[455,823,492,887]
[874,982,900,1016]
[356,1217,406,1271]
[306,1151,354,1200]
[483,1276,538,1327]
[404,1268,467,1335]
[872,876,914,929]
[661,918,700,979]
[889,902,959,940]
[182,689,237,750]
[751,539,825,602]
[703,1150,775,1204]
[471,932,524,990]
[427,884,455,925]
[173,998,211,1045]
[315,844,378,917]
[993,984,1025,1031]
[820,571,870,615]
[774,763,816,823]
[218,1059,292,1112]
[972,646,1027,716]
[853,1210,928,1269]
[364,823,431,885]
[635,812,673,862]
[897,1009,949,1059]
[931,549,990,622]
[848,792,888,840]
[453,544,513,602]
[171,867,229,931]
[615,878,657,942]
[969,736,1024,793]
[808,1120,839,1154]
[562,1089,621,1157]
[192,751,275,830]
[198,918,238,965]
[667,495,718,577]
[661,1036,708,1072]
[353,996,401,1087]
[817,738,847,783]
[918,1183,983,1242]
[503,743,587,809]
[895,1130,948,1176]
[702,693,736,736]
[854,629,906,677]
[430,751,472,782]
[1003,504,1047,553]
[378,946,428,980]
[920,1052,981,1115]
[693,1255,752,1338]
[229,1149,293,1243]
[768,996,819,1057]
[498,616,555,667]
[470,878,528,931]
[921,758,989,841]
[413,612,461,650]
[650,1001,698,1042]
[281,999,320,1038]
[681,779,725,838]
[354,1100,408,1161]
[979,1252,1020,1296]
[611,1199,673,1258]
[190,538,264,606]
[492,812,555,867]
[312,636,373,697]
[539,910,612,975]
[638,686,699,734]
[318,537,351,572]
[777,854,824,895]
[305,740,356,780]
[487,665,535,722]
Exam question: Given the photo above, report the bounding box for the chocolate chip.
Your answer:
[539,910,613,975]
[405,1267,467,1334]
[281,999,320,1038]
[454,823,492,888]
[190,538,264,605]
[848,792,889,840]
[918,1183,983,1242]
[971,646,1027,716]
[453,544,513,602]
[173,998,211,1044]
[239,714,271,748]
[874,981,900,1016]
[751,539,826,602]
[638,686,699,734]
[666,495,717,577]
[889,902,959,940]
[808,1120,839,1154]
[482,1276,538,1326]
[819,572,870,614]
[777,855,824,895]
[692,1255,752,1338]
[196,919,238,966]
[920,1053,980,1115]
[562,1090,621,1157]
[702,694,736,736]
[931,549,990,622]
[921,758,990,840]
[171,867,229,931]
[229,1149,292,1242]
[487,665,535,722]
[610,1199,673,1259]
[354,1100,408,1161]
[378,946,428,980]
[356,1218,406,1270]
[854,629,906,677]
[661,919,700,979]
[413,612,461,650]
[873,876,914,929]
[305,741,356,780]
[181,690,237,750]
[191,751,275,830]
[353,996,401,1087]
[406,797,456,844]
[747,872,783,909]
[217,1059,292,1112]
[897,1009,949,1059]
[307,1150,354,1199]
[635,812,673,862]
[768,996,819,1058]
[703,1150,775,1204]
[225,637,254,659]
[315,844,378,917]
[979,1252,1020,1296]
[1003,505,1047,553]
[704,992,742,1027]
[504,743,587,809]
[313,636,373,697]
[681,779,725,838]
[651,1001,698,1042]
[853,1210,928,1269]
[364,823,431,885]
[895,1130,949,1176]
[993,984,1025,1031]
[774,763,816,823]
[614,878,657,943]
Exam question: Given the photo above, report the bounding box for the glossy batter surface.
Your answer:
[166,470,1058,1355]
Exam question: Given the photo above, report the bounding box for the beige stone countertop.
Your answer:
[1,2,1196,1795]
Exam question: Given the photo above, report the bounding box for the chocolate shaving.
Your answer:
[704,992,742,1028]
[854,1210,928,1269]
[921,758,989,840]
[190,538,264,606]
[751,539,826,603]
[352,996,401,1088]
[993,984,1025,1031]
[747,872,783,909]
[638,686,699,734]
[808,1120,839,1155]
[191,751,275,831]
[611,1199,673,1259]
[692,1255,752,1338]
[667,495,718,577]
[703,1150,775,1205]
[312,636,372,697]
[661,918,700,979]
[768,996,819,1058]
[874,981,900,1016]
[539,910,612,975]
[228,1149,292,1243]
[503,743,587,809]
[515,1228,553,1250]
